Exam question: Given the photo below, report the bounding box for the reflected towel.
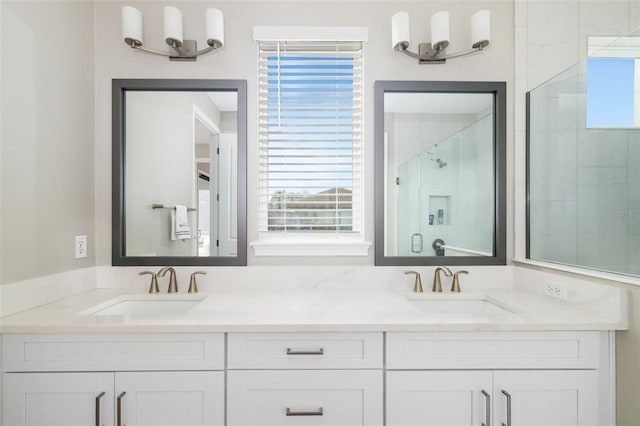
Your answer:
[171,205,191,241]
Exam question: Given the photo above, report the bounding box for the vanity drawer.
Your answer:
[2,333,225,372]
[386,331,601,369]
[227,332,383,369]
[227,370,383,426]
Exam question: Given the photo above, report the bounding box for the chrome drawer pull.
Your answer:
[481,390,490,426]
[95,391,105,426]
[286,348,324,355]
[117,391,126,426]
[286,407,324,416]
[502,390,512,426]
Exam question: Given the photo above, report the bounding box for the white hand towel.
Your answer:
[170,209,177,240]
[173,205,191,240]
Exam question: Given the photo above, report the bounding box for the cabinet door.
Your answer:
[115,371,224,426]
[3,372,114,426]
[493,370,599,426]
[227,370,383,426]
[387,371,493,426]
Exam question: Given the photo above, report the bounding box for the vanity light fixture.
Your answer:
[391,10,490,64]
[122,6,224,61]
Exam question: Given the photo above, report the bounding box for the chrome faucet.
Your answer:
[432,266,453,292]
[404,270,423,293]
[451,270,468,292]
[157,266,178,293]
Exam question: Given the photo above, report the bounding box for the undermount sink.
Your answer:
[405,293,516,316]
[79,294,206,317]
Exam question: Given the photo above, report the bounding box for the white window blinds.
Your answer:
[258,40,363,233]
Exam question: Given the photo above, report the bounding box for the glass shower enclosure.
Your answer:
[391,113,494,257]
[528,29,640,276]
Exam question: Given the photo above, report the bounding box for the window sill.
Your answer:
[250,236,372,257]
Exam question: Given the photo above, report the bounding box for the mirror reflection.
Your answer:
[385,92,494,257]
[374,81,506,266]
[113,79,247,266]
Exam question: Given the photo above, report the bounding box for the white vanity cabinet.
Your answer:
[114,371,224,426]
[3,371,224,426]
[2,334,225,426]
[1,330,614,425]
[226,332,384,426]
[387,369,599,426]
[491,369,599,426]
[387,370,493,425]
[386,331,609,426]
[3,372,115,426]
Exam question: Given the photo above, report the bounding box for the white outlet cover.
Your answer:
[75,235,87,259]
[543,279,568,300]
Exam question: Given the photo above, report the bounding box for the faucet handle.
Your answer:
[404,270,423,293]
[139,271,159,293]
[188,271,206,294]
[451,270,469,292]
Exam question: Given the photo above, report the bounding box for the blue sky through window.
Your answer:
[261,48,359,230]
[586,58,635,127]
[267,54,354,193]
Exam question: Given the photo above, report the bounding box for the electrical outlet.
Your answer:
[543,280,567,300]
[75,235,87,259]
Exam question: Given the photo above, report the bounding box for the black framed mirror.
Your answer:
[374,81,506,266]
[112,79,247,266]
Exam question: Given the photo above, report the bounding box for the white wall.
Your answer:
[0,1,95,284]
[94,0,515,266]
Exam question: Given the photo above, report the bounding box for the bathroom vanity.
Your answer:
[1,287,625,426]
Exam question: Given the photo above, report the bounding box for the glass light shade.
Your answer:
[122,6,143,47]
[430,11,450,51]
[391,11,411,51]
[163,6,184,47]
[471,10,491,49]
[206,8,224,48]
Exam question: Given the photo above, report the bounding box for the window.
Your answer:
[586,58,636,127]
[252,27,370,256]
[586,36,640,128]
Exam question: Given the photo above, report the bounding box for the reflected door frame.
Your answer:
[194,106,220,257]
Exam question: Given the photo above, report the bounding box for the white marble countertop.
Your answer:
[0,287,627,333]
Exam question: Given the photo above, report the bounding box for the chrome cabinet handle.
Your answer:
[117,391,126,426]
[95,392,105,426]
[286,348,324,355]
[502,390,512,426]
[481,390,491,426]
[286,407,324,416]
[411,233,423,253]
